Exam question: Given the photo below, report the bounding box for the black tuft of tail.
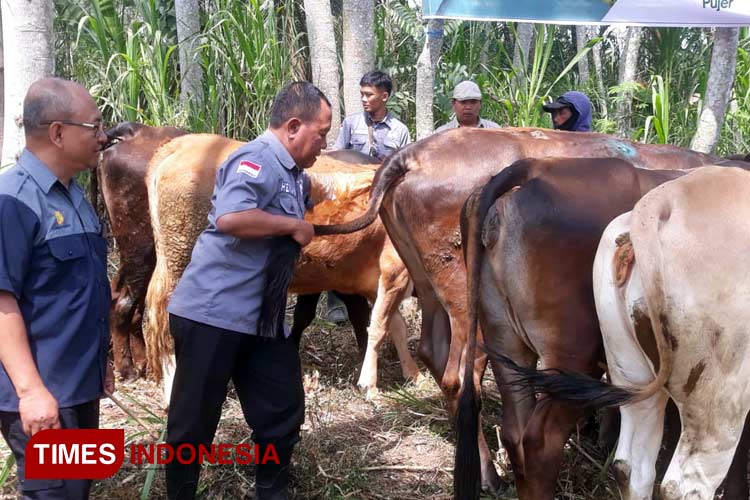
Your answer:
[257,237,301,338]
[485,344,635,409]
[454,374,481,500]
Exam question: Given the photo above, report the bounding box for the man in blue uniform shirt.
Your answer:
[0,77,113,499]
[326,70,411,323]
[165,82,332,500]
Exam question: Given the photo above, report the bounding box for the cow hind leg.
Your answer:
[291,293,322,350]
[516,399,584,500]
[111,284,139,381]
[721,413,750,500]
[128,305,148,377]
[613,392,669,500]
[661,403,748,500]
[162,354,176,408]
[335,292,371,357]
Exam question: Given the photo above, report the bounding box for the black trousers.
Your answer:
[0,400,99,500]
[165,314,305,500]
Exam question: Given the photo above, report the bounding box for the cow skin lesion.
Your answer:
[612,231,635,287]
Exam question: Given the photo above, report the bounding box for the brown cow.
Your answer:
[143,133,422,402]
[96,123,385,380]
[457,157,679,499]
[314,127,719,493]
[466,162,750,500]
[94,122,188,380]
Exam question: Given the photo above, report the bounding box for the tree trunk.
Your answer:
[0,6,5,158]
[1,0,53,168]
[415,19,444,140]
[302,0,340,146]
[691,28,739,153]
[342,0,374,117]
[175,0,203,106]
[590,25,607,119]
[615,26,643,139]
[512,22,534,80]
[575,25,590,84]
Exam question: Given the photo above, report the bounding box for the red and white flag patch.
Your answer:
[237,160,262,178]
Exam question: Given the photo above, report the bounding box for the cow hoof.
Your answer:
[613,459,631,492]
[116,364,138,382]
[360,385,379,401]
[481,472,511,496]
[405,370,426,385]
[660,480,681,500]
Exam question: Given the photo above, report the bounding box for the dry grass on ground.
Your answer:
[0,300,619,499]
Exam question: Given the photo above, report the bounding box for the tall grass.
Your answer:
[61,0,303,139]
[56,1,750,151]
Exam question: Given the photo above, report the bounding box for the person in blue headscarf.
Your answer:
[542,91,593,132]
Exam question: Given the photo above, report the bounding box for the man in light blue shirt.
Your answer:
[328,70,411,323]
[333,70,411,160]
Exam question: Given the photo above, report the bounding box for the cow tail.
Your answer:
[485,190,678,410]
[257,237,301,338]
[143,149,173,383]
[626,199,674,404]
[313,152,409,235]
[454,161,533,500]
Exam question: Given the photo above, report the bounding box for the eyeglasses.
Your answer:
[39,120,106,136]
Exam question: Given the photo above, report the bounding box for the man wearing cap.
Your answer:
[542,90,593,132]
[435,80,500,133]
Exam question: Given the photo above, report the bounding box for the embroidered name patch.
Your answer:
[237,160,262,178]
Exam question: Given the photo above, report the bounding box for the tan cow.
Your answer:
[143,133,422,402]
[502,166,750,500]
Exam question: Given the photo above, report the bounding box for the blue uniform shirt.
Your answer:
[333,111,411,160]
[168,131,309,336]
[0,149,110,412]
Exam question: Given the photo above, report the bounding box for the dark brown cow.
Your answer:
[95,123,381,379]
[315,127,719,493]
[458,159,750,499]
[94,122,187,379]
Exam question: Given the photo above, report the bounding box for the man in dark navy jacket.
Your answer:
[0,77,113,499]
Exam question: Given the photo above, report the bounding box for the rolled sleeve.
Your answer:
[214,156,277,218]
[0,196,37,299]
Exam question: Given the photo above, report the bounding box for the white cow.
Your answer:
[591,165,750,500]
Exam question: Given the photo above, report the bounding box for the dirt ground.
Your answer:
[0,300,619,499]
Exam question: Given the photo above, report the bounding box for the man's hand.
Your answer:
[18,386,60,436]
[105,362,115,395]
[291,220,315,247]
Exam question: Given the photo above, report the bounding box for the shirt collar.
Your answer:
[365,111,393,129]
[259,130,298,171]
[17,149,59,194]
[452,117,485,128]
